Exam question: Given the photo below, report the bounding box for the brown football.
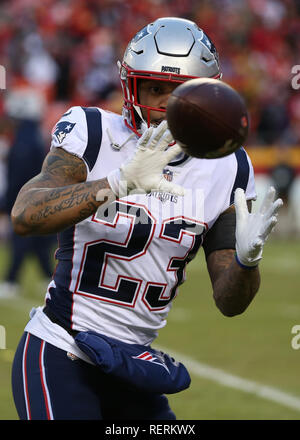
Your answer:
[166,78,249,159]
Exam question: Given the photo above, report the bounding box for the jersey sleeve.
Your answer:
[202,149,257,256]
[50,106,103,173]
[229,147,257,206]
[245,152,256,201]
[203,147,257,232]
[51,106,88,157]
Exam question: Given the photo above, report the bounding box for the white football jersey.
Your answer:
[25,106,256,360]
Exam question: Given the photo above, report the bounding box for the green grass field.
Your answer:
[0,237,299,420]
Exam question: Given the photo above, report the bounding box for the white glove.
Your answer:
[234,186,283,267]
[107,121,184,197]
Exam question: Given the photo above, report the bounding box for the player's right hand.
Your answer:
[107,121,185,197]
[234,186,283,267]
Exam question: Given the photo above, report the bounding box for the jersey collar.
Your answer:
[168,152,190,166]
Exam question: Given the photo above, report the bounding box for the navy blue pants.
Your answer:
[7,232,54,282]
[11,332,176,420]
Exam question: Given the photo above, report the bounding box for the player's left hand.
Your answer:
[107,121,184,197]
[234,186,283,267]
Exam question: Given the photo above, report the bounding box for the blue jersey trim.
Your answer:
[230,148,250,205]
[169,153,190,166]
[81,107,102,172]
[49,226,76,329]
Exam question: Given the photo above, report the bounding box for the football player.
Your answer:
[11,17,282,420]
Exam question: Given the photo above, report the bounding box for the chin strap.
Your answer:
[106,128,136,151]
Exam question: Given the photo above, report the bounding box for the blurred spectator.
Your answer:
[256,96,291,144]
[0,88,55,299]
[0,0,299,146]
[0,0,299,247]
[0,134,9,204]
[270,161,296,202]
[0,133,10,242]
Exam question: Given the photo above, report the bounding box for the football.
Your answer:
[166,78,249,159]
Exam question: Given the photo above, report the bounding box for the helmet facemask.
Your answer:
[119,61,201,135]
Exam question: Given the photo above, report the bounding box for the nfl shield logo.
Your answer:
[163,168,173,182]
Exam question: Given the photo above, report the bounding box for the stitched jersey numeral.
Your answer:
[142,217,204,310]
[76,201,204,309]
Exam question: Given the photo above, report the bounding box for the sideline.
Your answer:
[156,345,300,413]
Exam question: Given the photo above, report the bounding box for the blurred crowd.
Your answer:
[0,0,300,297]
[0,0,299,147]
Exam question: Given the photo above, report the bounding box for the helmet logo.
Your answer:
[200,33,212,50]
[199,32,220,67]
[161,66,181,74]
[132,26,150,43]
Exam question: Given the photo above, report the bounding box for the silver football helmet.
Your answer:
[119,17,221,135]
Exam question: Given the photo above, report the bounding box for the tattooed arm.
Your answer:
[11,148,113,236]
[206,204,261,317]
